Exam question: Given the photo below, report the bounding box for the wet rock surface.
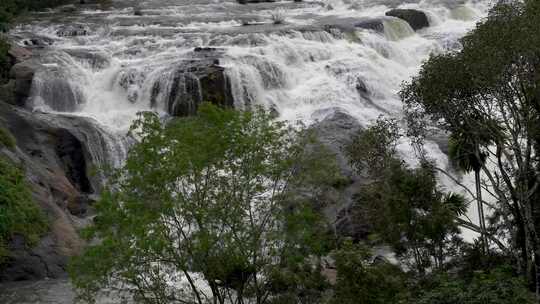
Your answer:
[150,51,235,116]
[310,111,373,240]
[385,8,429,30]
[0,101,125,281]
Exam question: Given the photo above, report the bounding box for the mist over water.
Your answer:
[1,0,493,302]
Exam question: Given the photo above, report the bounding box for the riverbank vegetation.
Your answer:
[402,0,540,296]
[69,0,540,303]
[0,156,48,264]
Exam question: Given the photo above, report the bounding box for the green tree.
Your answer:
[70,104,339,304]
[330,241,407,304]
[401,0,540,292]
[448,128,493,253]
[416,267,535,304]
[0,37,10,83]
[0,156,48,263]
[346,118,467,274]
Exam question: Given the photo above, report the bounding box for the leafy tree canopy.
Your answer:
[70,103,340,304]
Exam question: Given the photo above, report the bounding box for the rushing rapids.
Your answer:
[0,0,493,302]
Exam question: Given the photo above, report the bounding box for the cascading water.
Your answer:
[1,0,493,301]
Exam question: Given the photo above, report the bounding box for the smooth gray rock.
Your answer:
[8,61,38,107]
[0,103,126,282]
[150,48,234,117]
[385,9,430,31]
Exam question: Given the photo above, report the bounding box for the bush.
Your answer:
[0,124,15,149]
[0,0,73,26]
[331,242,408,304]
[416,267,535,304]
[0,37,10,83]
[0,157,48,263]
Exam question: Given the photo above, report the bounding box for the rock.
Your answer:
[355,78,369,98]
[7,46,32,64]
[58,4,77,13]
[385,9,429,31]
[56,24,90,37]
[22,36,54,48]
[312,110,361,178]
[335,205,373,241]
[309,111,377,242]
[55,129,93,193]
[8,61,38,107]
[134,6,143,16]
[64,49,110,69]
[150,49,234,116]
[355,19,385,32]
[0,102,125,281]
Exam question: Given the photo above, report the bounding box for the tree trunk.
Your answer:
[475,170,488,254]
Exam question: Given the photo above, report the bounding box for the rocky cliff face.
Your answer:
[0,104,88,281]
[0,46,119,281]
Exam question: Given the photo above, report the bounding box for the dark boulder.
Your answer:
[8,61,38,107]
[55,129,93,194]
[56,24,90,37]
[385,9,429,31]
[22,36,54,48]
[7,46,32,64]
[355,19,385,32]
[150,49,234,117]
[308,111,374,241]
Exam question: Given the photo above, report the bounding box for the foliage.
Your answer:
[70,103,338,304]
[415,267,535,304]
[1,0,72,82]
[346,118,467,274]
[0,123,15,149]
[330,241,407,304]
[0,37,10,83]
[401,0,540,290]
[0,156,48,263]
[345,117,400,179]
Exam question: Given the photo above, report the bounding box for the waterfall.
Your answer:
[10,0,491,227]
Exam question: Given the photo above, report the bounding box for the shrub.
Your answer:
[416,267,535,304]
[0,37,10,83]
[0,124,15,149]
[0,157,48,263]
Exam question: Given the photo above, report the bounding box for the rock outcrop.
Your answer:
[150,48,234,117]
[385,9,429,31]
[0,105,92,280]
[310,111,373,241]
[0,100,124,281]
[56,24,90,37]
[0,42,125,280]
